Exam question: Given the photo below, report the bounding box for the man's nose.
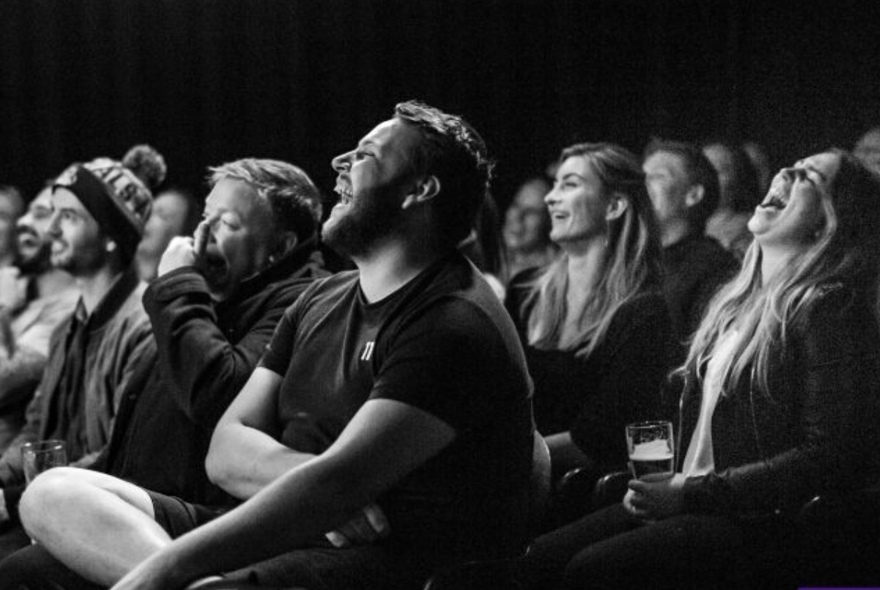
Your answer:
[331,151,353,173]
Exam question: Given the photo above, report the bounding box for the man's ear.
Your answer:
[401,175,441,210]
[605,193,630,221]
[684,185,705,208]
[271,230,298,261]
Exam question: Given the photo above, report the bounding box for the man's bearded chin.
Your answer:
[16,241,52,275]
[323,185,406,258]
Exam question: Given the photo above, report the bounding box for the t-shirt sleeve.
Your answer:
[259,303,300,377]
[369,297,505,433]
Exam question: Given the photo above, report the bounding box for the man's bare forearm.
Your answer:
[206,423,315,500]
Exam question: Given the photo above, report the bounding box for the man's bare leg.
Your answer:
[20,467,173,586]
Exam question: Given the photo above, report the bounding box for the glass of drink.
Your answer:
[21,440,67,486]
[625,421,674,481]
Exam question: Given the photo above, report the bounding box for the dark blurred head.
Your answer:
[643,139,720,233]
[503,177,551,255]
[137,188,203,261]
[0,186,25,263]
[16,182,54,274]
[854,127,880,176]
[702,141,760,213]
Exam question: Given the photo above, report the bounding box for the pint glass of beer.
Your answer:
[625,421,674,480]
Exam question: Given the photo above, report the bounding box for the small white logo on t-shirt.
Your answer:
[361,341,375,361]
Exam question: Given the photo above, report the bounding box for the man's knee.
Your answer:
[19,467,82,533]
[20,467,154,539]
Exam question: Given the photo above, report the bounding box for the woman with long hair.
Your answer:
[519,150,880,589]
[505,143,671,477]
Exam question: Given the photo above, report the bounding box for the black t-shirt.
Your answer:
[260,251,534,563]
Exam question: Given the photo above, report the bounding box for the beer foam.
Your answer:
[630,438,673,460]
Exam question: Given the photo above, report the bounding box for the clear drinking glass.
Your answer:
[21,440,67,485]
[625,421,674,481]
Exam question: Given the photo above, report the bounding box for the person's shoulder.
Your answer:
[682,235,738,267]
[289,269,358,309]
[262,263,333,307]
[399,255,515,336]
[792,281,879,342]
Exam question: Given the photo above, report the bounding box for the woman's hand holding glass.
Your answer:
[623,473,686,521]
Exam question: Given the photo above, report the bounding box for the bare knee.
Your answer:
[19,467,87,535]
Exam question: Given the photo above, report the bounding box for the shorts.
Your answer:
[147,489,228,539]
[145,491,421,590]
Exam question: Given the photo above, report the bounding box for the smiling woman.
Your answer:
[505,142,673,479]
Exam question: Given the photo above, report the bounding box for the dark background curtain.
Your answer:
[1,0,878,208]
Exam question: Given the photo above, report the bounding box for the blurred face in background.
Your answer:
[503,178,550,254]
[16,186,55,274]
[854,128,880,176]
[643,150,692,229]
[0,190,23,264]
[138,190,193,260]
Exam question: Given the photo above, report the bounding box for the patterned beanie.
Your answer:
[54,145,167,263]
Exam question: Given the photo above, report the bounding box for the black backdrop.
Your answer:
[2,0,879,209]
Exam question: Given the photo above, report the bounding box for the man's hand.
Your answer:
[324,503,390,548]
[0,267,27,312]
[623,473,685,521]
[157,222,209,278]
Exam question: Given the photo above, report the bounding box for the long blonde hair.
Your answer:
[521,143,662,358]
[683,150,880,396]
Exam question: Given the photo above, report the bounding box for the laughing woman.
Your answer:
[506,143,672,478]
[520,150,880,589]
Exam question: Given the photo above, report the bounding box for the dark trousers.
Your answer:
[0,538,424,590]
[0,544,102,590]
[522,503,802,590]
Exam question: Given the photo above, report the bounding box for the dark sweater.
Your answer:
[662,233,738,348]
[506,269,674,472]
[101,239,327,506]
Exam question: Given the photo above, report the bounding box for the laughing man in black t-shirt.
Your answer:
[7,101,534,590]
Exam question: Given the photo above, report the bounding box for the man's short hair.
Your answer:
[393,100,494,245]
[208,159,322,243]
[644,139,720,231]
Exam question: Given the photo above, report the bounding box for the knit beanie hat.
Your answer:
[54,145,167,264]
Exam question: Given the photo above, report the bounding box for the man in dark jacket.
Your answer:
[101,158,327,507]
[643,140,739,347]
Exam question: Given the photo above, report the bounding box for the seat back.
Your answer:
[528,430,552,536]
